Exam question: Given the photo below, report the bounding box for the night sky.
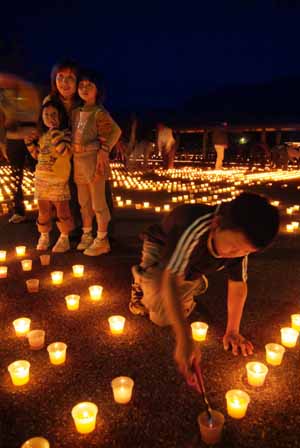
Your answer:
[1,0,300,111]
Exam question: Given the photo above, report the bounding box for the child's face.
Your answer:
[78,80,97,104]
[210,227,257,258]
[56,68,77,99]
[42,106,60,129]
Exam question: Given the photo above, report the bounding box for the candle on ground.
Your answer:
[225,389,250,419]
[111,376,134,404]
[27,330,45,350]
[72,265,84,278]
[0,266,8,278]
[65,294,80,311]
[26,279,39,293]
[246,362,268,387]
[13,317,31,336]
[71,402,98,434]
[291,314,300,332]
[21,259,32,271]
[8,360,30,386]
[265,343,285,366]
[47,342,67,365]
[191,322,208,341]
[108,315,126,335]
[89,285,103,302]
[16,245,26,257]
[21,437,50,448]
[51,271,63,285]
[0,250,6,262]
[280,327,298,348]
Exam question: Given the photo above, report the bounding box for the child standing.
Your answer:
[72,69,121,256]
[25,100,74,252]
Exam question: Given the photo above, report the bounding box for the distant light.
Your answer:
[239,137,247,144]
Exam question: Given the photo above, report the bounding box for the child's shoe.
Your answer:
[52,235,70,253]
[83,237,110,256]
[36,234,50,251]
[77,232,94,251]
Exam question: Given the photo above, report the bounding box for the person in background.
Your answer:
[212,126,229,170]
[157,122,177,169]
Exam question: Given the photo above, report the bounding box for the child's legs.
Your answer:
[90,177,111,232]
[53,201,75,234]
[76,183,94,229]
[37,200,53,233]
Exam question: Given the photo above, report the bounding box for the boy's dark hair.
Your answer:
[78,68,105,103]
[50,59,79,96]
[219,192,280,249]
[38,100,69,133]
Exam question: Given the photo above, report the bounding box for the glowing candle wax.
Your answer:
[47,342,67,365]
[111,376,134,404]
[143,202,150,208]
[21,259,32,271]
[0,266,7,278]
[8,360,30,386]
[21,437,50,448]
[89,285,103,302]
[51,271,63,285]
[191,322,208,341]
[265,343,285,366]
[225,389,250,419]
[291,314,300,332]
[72,264,84,278]
[246,362,268,387]
[65,294,80,311]
[16,245,26,257]
[71,402,98,434]
[13,317,31,336]
[280,327,299,348]
[0,250,6,262]
[286,224,294,233]
[108,315,126,334]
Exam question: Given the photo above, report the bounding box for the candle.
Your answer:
[40,254,50,266]
[191,322,208,341]
[246,362,268,387]
[13,317,31,336]
[16,245,26,257]
[155,206,161,213]
[0,250,6,262]
[198,410,224,445]
[89,285,103,302]
[26,279,39,293]
[163,204,170,211]
[280,327,299,348]
[0,266,8,278]
[291,314,300,332]
[265,343,285,366]
[27,330,45,350]
[51,271,63,285]
[286,224,294,233]
[225,389,250,419]
[47,342,67,365]
[65,294,80,311]
[71,402,98,434]
[108,315,126,335]
[111,376,134,404]
[8,360,30,386]
[143,202,150,208]
[292,221,299,229]
[21,437,50,448]
[22,259,32,271]
[72,264,84,278]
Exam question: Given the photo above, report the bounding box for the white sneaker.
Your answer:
[36,234,50,251]
[83,237,110,256]
[9,213,26,224]
[52,235,70,253]
[77,232,94,251]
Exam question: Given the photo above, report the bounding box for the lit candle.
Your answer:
[286,224,294,233]
[65,294,80,311]
[8,360,30,386]
[16,245,26,257]
[111,376,134,404]
[143,202,150,208]
[21,437,50,448]
[51,271,63,285]
[292,221,299,229]
[291,314,300,332]
[163,204,170,211]
[198,410,224,445]
[246,362,268,387]
[21,259,32,271]
[191,322,208,341]
[225,389,250,419]
[27,330,45,350]
[0,266,8,278]
[72,264,84,278]
[280,327,299,348]
[13,317,31,336]
[0,250,6,262]
[108,315,126,334]
[47,342,67,365]
[89,285,103,302]
[125,199,132,206]
[26,279,39,293]
[155,206,161,213]
[265,343,285,366]
[71,402,98,434]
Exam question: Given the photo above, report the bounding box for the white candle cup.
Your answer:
[8,360,30,386]
[0,250,6,262]
[40,254,50,266]
[26,279,39,293]
[191,322,208,341]
[280,327,299,348]
[108,315,126,335]
[21,259,32,271]
[71,402,98,434]
[225,389,250,419]
[89,285,103,302]
[72,264,84,278]
[47,342,67,365]
[16,245,26,257]
[51,271,63,285]
[27,330,45,350]
[291,314,300,332]
[246,362,268,387]
[65,294,80,311]
[0,266,8,278]
[13,317,31,336]
[111,376,134,404]
[21,437,50,448]
[265,343,285,366]
[198,410,224,445]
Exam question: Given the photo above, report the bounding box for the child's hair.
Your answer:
[78,68,105,103]
[50,59,79,96]
[218,192,280,249]
[38,100,69,133]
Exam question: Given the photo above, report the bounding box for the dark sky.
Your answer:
[1,0,300,111]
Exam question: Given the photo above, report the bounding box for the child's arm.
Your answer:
[95,108,122,153]
[50,129,71,156]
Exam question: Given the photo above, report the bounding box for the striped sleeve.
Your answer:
[227,255,248,282]
[26,141,39,159]
[50,129,71,155]
[95,108,122,152]
[167,213,213,276]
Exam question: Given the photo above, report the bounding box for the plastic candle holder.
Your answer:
[27,330,45,350]
[8,360,30,386]
[291,314,300,332]
[72,264,84,278]
[0,266,8,278]
[246,362,268,387]
[108,315,126,335]
[280,327,299,348]
[21,437,50,448]
[0,250,6,262]
[21,259,32,271]
[16,245,26,257]
[26,279,39,293]
[47,342,67,365]
[198,410,224,445]
[40,254,50,266]
[13,317,31,336]
[286,224,294,233]
[191,322,208,341]
[89,285,103,302]
[225,389,250,419]
[265,343,285,366]
[65,294,80,311]
[71,402,98,434]
[111,376,134,404]
[51,271,63,285]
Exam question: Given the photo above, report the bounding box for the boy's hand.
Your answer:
[174,338,201,382]
[94,150,109,180]
[223,331,254,356]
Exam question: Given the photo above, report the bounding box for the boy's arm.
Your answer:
[223,279,254,356]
